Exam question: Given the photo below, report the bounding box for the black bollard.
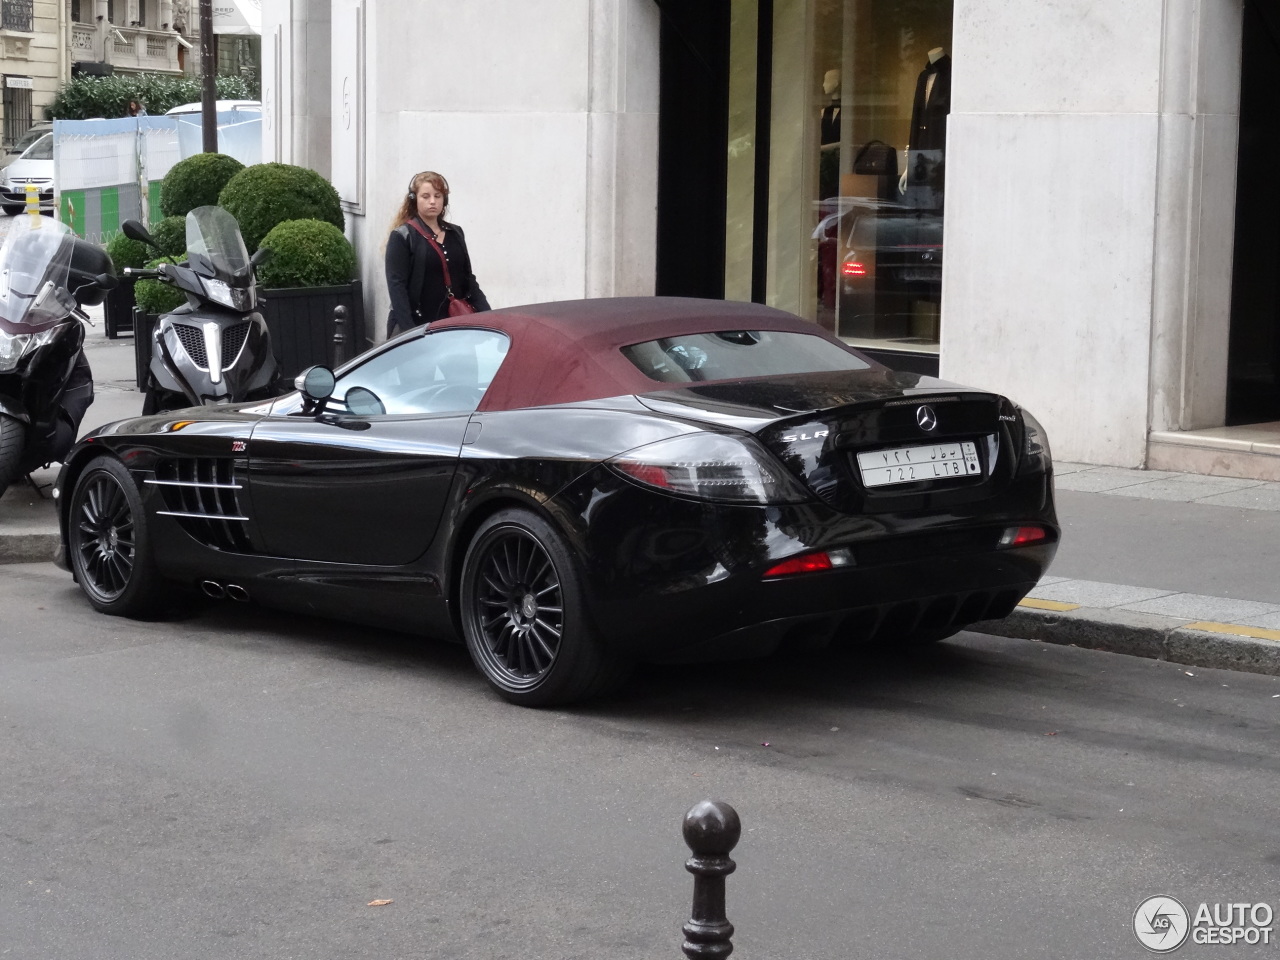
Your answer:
[332,304,347,366]
[681,799,741,959]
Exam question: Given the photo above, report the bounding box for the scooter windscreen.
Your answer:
[0,216,77,333]
[185,205,256,310]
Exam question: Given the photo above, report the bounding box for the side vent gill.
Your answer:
[147,458,254,552]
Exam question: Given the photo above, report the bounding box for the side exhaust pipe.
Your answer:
[200,580,226,600]
[225,584,250,603]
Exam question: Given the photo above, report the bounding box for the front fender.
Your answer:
[0,393,30,424]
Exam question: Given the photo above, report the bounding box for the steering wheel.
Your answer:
[398,382,484,413]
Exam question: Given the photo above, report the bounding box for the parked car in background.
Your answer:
[1,132,54,216]
[1,121,53,173]
[165,100,261,118]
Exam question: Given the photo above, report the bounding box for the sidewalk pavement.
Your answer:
[4,318,1280,677]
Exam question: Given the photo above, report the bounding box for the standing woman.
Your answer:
[385,170,490,337]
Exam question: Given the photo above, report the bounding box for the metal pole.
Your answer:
[681,800,740,959]
[199,0,217,153]
[332,305,347,367]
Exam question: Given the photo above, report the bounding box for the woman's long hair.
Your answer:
[389,170,450,233]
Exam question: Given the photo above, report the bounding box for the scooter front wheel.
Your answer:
[0,412,25,499]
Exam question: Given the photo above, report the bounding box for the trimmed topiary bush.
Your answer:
[150,216,187,257]
[218,162,344,253]
[134,257,186,314]
[160,153,245,218]
[104,231,150,272]
[256,219,357,289]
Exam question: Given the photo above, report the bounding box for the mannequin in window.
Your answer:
[909,47,950,153]
[820,68,841,146]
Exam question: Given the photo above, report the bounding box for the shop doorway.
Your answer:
[1226,0,1280,425]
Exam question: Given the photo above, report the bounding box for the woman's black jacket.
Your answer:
[385,219,490,332]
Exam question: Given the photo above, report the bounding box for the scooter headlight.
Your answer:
[0,327,57,372]
[203,277,255,311]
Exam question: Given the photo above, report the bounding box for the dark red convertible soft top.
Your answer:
[429,296,860,412]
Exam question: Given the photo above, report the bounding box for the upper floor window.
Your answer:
[1,0,35,31]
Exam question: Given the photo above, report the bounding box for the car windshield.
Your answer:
[8,125,50,155]
[185,205,250,278]
[20,134,53,161]
[0,216,76,329]
[621,330,870,383]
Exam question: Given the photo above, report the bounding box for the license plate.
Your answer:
[857,440,982,488]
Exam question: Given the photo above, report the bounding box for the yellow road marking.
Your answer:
[1181,621,1280,643]
[1019,598,1081,612]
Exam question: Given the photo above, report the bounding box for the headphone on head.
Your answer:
[407,173,449,202]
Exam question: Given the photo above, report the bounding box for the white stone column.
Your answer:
[585,0,660,297]
[939,0,1244,467]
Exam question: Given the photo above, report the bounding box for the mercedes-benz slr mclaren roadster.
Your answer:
[56,297,1058,706]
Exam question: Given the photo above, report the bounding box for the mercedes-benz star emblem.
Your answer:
[916,405,938,431]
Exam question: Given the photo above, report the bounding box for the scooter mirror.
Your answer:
[251,246,273,267]
[96,272,119,291]
[121,219,160,249]
[295,365,336,402]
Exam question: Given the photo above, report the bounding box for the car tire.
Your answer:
[67,456,164,617]
[460,507,629,707]
[0,412,25,498]
[2,204,21,217]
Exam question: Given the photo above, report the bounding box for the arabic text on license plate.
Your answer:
[857,441,981,488]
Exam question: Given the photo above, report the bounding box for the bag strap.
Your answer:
[405,218,456,294]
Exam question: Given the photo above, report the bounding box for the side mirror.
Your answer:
[96,272,119,291]
[294,365,336,402]
[250,246,272,267]
[344,386,385,417]
[121,219,160,249]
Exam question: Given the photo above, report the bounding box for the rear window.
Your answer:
[621,330,870,383]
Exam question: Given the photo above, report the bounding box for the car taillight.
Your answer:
[999,525,1049,547]
[763,548,853,578]
[1015,407,1052,477]
[608,432,811,504]
[842,261,867,277]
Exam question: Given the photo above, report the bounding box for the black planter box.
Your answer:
[260,280,368,379]
[132,281,368,392]
[104,278,137,339]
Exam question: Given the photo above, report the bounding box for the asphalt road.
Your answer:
[3,561,1279,960]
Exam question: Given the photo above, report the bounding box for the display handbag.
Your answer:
[406,218,475,317]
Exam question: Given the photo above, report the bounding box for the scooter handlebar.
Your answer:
[123,267,165,279]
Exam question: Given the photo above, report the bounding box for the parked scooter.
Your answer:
[0,215,117,498]
[122,205,278,414]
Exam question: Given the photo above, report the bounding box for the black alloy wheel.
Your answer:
[68,456,162,616]
[460,508,628,707]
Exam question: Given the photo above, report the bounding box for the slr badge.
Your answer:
[916,405,938,432]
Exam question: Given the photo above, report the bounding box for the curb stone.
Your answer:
[0,532,60,565]
[973,606,1280,677]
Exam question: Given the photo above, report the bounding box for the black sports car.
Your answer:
[56,297,1058,706]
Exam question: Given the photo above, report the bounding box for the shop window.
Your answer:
[724,0,953,362]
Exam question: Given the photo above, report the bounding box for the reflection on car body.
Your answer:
[55,297,1058,707]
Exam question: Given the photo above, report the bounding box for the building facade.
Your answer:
[2,0,63,146]
[263,0,1278,478]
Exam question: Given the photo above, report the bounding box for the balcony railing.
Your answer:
[70,23,182,73]
[1,0,34,31]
